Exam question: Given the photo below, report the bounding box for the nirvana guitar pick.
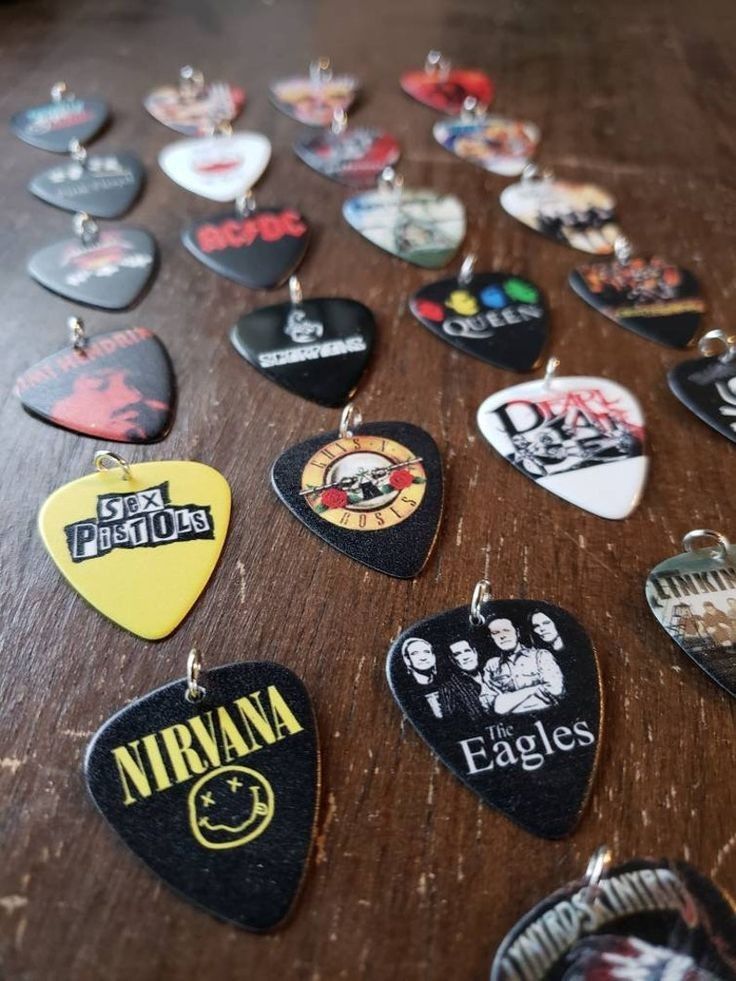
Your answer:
[11,83,109,152]
[271,406,443,578]
[159,132,271,202]
[477,363,648,519]
[270,59,358,126]
[400,52,494,114]
[231,284,374,406]
[433,114,539,176]
[386,581,601,839]
[294,125,400,188]
[646,529,736,699]
[668,330,736,443]
[38,453,231,639]
[86,655,320,931]
[145,68,245,136]
[29,150,144,218]
[410,257,547,371]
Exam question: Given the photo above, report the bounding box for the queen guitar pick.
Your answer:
[668,329,736,443]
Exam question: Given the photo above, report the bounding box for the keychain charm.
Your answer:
[270,58,358,127]
[668,329,736,443]
[11,81,109,152]
[144,66,245,136]
[294,109,400,188]
[386,579,601,839]
[400,51,494,114]
[433,97,539,176]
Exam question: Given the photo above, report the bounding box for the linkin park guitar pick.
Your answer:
[294,113,400,188]
[271,404,443,578]
[400,51,494,114]
[230,279,374,406]
[38,451,231,639]
[11,82,109,152]
[433,103,539,176]
[85,652,320,931]
[270,58,358,127]
[668,330,736,443]
[477,360,648,519]
[145,66,245,136]
[159,129,271,202]
[386,581,601,839]
[409,255,547,371]
[646,529,736,699]
[29,146,144,218]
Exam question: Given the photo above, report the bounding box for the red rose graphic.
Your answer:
[321,487,348,509]
[389,468,414,490]
[415,299,445,321]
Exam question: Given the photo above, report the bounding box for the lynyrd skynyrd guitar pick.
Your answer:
[145,67,245,136]
[409,256,547,371]
[230,281,374,406]
[668,330,736,443]
[159,130,271,202]
[15,318,174,443]
[85,655,320,931]
[271,406,443,578]
[38,452,231,639]
[400,51,494,114]
[28,148,144,218]
[477,361,648,519]
[270,58,358,127]
[294,120,400,188]
[386,581,601,839]
[10,82,109,152]
[433,111,539,176]
[646,529,736,699]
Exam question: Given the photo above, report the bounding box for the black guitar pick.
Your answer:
[410,267,547,371]
[386,597,601,838]
[29,152,144,218]
[668,352,736,444]
[85,660,320,931]
[183,206,309,289]
[231,295,374,406]
[271,418,443,578]
[11,93,109,152]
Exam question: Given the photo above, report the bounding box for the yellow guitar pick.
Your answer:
[38,457,231,640]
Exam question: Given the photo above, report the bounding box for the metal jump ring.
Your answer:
[457,253,477,286]
[235,190,256,216]
[469,579,493,626]
[682,529,731,562]
[73,212,99,246]
[309,57,332,85]
[331,107,348,135]
[289,275,303,305]
[69,139,87,164]
[94,451,132,481]
[68,316,86,350]
[339,402,363,439]
[425,50,450,78]
[543,356,560,389]
[185,647,206,702]
[209,118,233,138]
[613,235,632,265]
[378,166,404,196]
[698,329,736,364]
[179,65,205,98]
[584,845,612,890]
[51,81,72,102]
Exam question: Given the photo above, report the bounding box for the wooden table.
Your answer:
[2,1,734,978]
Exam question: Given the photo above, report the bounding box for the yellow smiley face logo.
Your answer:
[188,765,274,850]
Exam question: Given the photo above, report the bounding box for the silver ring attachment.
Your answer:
[698,329,736,364]
[339,402,363,439]
[425,50,451,78]
[235,190,256,216]
[584,845,612,890]
[68,316,86,350]
[94,451,132,481]
[331,107,348,135]
[378,166,404,197]
[309,57,332,86]
[682,529,731,562]
[522,162,554,182]
[461,96,486,120]
[69,139,87,164]
[543,356,560,390]
[73,212,99,246]
[458,253,477,286]
[613,235,632,265]
[179,65,205,99]
[209,118,233,138]
[469,579,493,626]
[185,647,206,703]
[289,275,303,306]
[51,81,72,102]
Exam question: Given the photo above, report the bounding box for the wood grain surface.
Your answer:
[1,1,735,978]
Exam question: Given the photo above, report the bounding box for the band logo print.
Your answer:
[257,307,368,370]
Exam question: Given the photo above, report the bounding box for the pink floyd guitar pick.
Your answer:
[159,131,271,202]
[145,67,245,136]
[400,52,494,114]
[29,149,144,218]
[668,330,736,443]
[294,124,400,188]
[11,82,109,152]
[270,59,358,127]
[433,113,539,176]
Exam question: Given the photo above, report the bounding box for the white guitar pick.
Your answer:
[158,132,271,202]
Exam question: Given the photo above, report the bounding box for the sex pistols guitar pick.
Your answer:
[410,255,547,371]
[294,111,400,188]
[477,360,648,520]
[386,580,601,839]
[400,51,494,114]
[145,66,245,137]
[270,58,358,127]
[38,452,231,639]
[85,652,320,931]
[271,404,443,578]
[11,82,109,152]
[159,129,271,202]
[28,145,144,218]
[433,100,539,176]
[668,329,736,443]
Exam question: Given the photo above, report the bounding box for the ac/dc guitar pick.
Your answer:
[28,142,144,218]
[400,51,494,114]
[145,66,245,136]
[11,81,109,152]
[668,329,736,443]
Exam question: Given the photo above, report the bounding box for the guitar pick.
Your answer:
[646,529,736,699]
[11,85,109,152]
[38,455,231,639]
[145,81,245,137]
[28,151,144,218]
[501,176,621,254]
[668,331,736,444]
[409,260,548,371]
[386,587,601,839]
[15,323,174,443]
[231,289,374,406]
[269,65,358,127]
[400,58,494,115]
[85,658,319,931]
[159,132,271,202]
[182,204,309,288]
[477,368,648,519]
[294,127,400,188]
[271,411,443,578]
[433,115,539,176]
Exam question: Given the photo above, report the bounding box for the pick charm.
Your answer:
[386,580,601,839]
[271,403,443,578]
[231,277,374,406]
[409,255,548,371]
[145,66,245,136]
[38,451,231,639]
[646,529,736,698]
[11,82,109,152]
[159,129,271,202]
[29,144,144,218]
[400,51,494,114]
[85,651,320,931]
[433,99,539,176]
[477,359,648,520]
[294,110,400,188]
[270,58,358,126]
[668,329,736,443]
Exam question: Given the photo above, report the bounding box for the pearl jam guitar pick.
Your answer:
[400,51,494,114]
[159,124,271,202]
[433,97,540,177]
[668,329,736,444]
[10,81,109,153]
[144,66,245,137]
[569,237,705,348]
[646,529,736,699]
[294,109,401,188]
[271,403,443,579]
[85,649,320,931]
[500,167,621,254]
[343,168,465,269]
[386,579,601,839]
[409,254,548,371]
[477,359,648,520]
[182,192,309,289]
[230,277,374,406]
[14,317,175,443]
[490,846,736,980]
[270,58,358,127]
[28,213,156,310]
[38,451,230,639]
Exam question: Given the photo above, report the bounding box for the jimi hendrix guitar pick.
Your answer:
[410,257,547,371]
[294,123,400,188]
[433,112,539,176]
[85,656,320,931]
[159,131,271,202]
[270,59,358,127]
[15,319,175,443]
[11,82,109,152]
[271,406,443,578]
[400,52,494,114]
[386,581,601,839]
[29,149,144,218]
[668,330,736,443]
[477,362,648,519]
[145,67,245,136]
[38,453,230,639]
[646,529,736,698]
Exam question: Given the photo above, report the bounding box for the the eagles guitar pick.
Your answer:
[145,67,245,136]
[410,256,547,371]
[477,362,648,519]
[433,112,539,176]
[159,131,271,202]
[294,121,400,188]
[668,329,736,443]
[85,655,320,931]
[28,149,144,218]
[38,452,231,639]
[271,405,443,578]
[386,581,601,839]
[231,281,374,406]
[646,529,736,699]
[11,82,109,152]
[270,58,358,127]
[400,51,494,114]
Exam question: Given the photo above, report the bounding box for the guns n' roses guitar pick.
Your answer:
[433,99,539,176]
[28,143,144,218]
[668,329,736,443]
[294,110,400,188]
[86,650,320,932]
[145,66,245,136]
[271,404,443,578]
[159,127,271,202]
[38,451,230,639]
[270,58,358,127]
[11,81,109,152]
[386,580,601,839]
[400,51,494,114]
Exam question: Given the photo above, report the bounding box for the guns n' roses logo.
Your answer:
[300,434,427,531]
